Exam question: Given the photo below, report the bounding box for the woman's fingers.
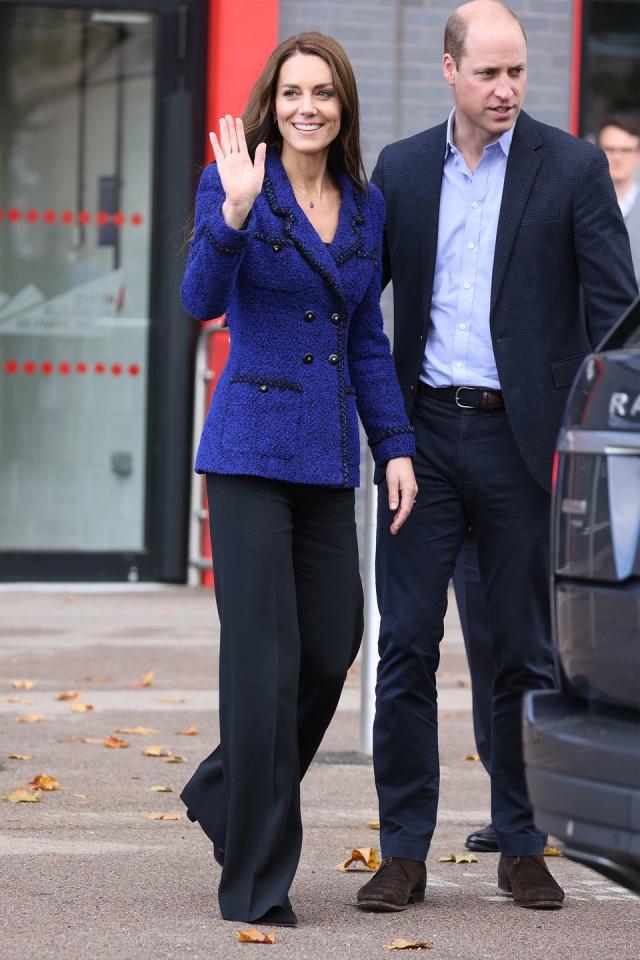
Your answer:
[254,142,267,177]
[386,458,418,535]
[235,117,248,156]
[219,116,231,155]
[226,114,238,153]
[209,131,222,163]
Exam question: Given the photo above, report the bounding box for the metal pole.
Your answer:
[360,452,380,756]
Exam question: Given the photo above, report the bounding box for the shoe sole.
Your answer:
[465,842,500,853]
[356,892,425,912]
[498,886,563,909]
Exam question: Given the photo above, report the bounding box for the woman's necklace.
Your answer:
[291,181,324,209]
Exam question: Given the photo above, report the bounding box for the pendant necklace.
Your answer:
[292,182,321,209]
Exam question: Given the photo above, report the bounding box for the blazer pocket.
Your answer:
[551,354,587,389]
[222,375,303,460]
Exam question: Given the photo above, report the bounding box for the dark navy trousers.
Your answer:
[374,390,555,859]
[453,534,493,775]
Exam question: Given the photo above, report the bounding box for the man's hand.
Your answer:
[386,457,418,535]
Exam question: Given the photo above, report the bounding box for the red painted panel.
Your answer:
[570,0,584,137]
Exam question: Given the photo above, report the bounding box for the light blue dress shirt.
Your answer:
[422,110,514,390]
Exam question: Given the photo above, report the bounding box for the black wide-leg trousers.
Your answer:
[181,473,363,922]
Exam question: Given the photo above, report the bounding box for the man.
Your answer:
[357,0,638,914]
[599,116,640,282]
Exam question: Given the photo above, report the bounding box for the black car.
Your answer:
[524,293,640,896]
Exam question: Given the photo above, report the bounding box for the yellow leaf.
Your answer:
[16,714,43,724]
[236,929,276,944]
[337,847,381,872]
[143,745,172,757]
[85,675,110,682]
[128,671,155,689]
[104,736,129,749]
[71,703,93,713]
[112,726,158,736]
[367,820,380,830]
[28,774,60,792]
[462,754,480,762]
[56,691,80,701]
[7,754,32,761]
[148,784,173,792]
[437,853,478,864]
[176,724,198,736]
[544,846,563,857]
[147,811,182,821]
[383,940,434,951]
[162,755,185,764]
[159,697,185,704]
[5,789,41,803]
[12,679,34,690]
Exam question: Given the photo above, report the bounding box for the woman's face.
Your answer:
[274,53,342,160]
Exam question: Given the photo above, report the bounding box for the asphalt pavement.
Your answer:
[2,584,639,960]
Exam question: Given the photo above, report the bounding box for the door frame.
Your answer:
[0,0,207,582]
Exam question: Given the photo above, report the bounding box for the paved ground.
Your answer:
[2,585,639,959]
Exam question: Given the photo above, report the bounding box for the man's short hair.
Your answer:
[598,115,640,142]
[444,2,527,68]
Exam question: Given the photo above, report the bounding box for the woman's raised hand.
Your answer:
[211,116,266,230]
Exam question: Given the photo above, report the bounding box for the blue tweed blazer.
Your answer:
[181,150,415,487]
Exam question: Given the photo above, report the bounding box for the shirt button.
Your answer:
[467,242,475,249]
[328,354,339,365]
[456,362,463,369]
[259,384,268,392]
[330,312,342,325]
[459,323,466,330]
[303,353,314,364]
[272,243,281,252]
[304,311,315,323]
[463,282,471,289]
[471,201,480,210]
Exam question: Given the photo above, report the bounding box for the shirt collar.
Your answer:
[619,182,639,220]
[445,108,515,160]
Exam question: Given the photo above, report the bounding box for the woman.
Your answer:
[180,32,417,928]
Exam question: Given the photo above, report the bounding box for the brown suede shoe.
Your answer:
[357,857,426,912]
[498,855,564,909]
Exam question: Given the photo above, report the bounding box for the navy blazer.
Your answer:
[181,150,415,487]
[372,111,639,490]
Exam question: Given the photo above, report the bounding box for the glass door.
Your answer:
[0,0,206,579]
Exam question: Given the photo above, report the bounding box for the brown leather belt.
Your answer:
[419,382,504,411]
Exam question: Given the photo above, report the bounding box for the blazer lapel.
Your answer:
[491,112,544,314]
[262,150,346,303]
[416,124,447,334]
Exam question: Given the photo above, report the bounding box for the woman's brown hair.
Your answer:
[243,32,367,192]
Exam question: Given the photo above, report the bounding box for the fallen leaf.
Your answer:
[544,846,563,857]
[112,726,158,736]
[438,853,478,864]
[143,745,172,757]
[16,714,43,724]
[337,847,381,872]
[176,724,198,736]
[159,697,185,704]
[7,697,36,704]
[85,675,110,682]
[383,940,433,951]
[237,929,276,944]
[7,753,32,761]
[56,691,80,701]
[162,755,185,764]
[148,784,173,792]
[71,703,93,713]
[104,736,129,749]
[457,678,471,688]
[4,789,41,803]
[128,670,155,689]
[73,793,87,799]
[147,811,182,821]
[462,753,480,762]
[28,774,60,792]
[68,737,105,745]
[367,820,380,830]
[12,679,34,690]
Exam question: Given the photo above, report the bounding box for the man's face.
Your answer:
[599,125,640,190]
[443,16,527,144]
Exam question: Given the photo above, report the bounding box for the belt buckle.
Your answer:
[455,386,476,409]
